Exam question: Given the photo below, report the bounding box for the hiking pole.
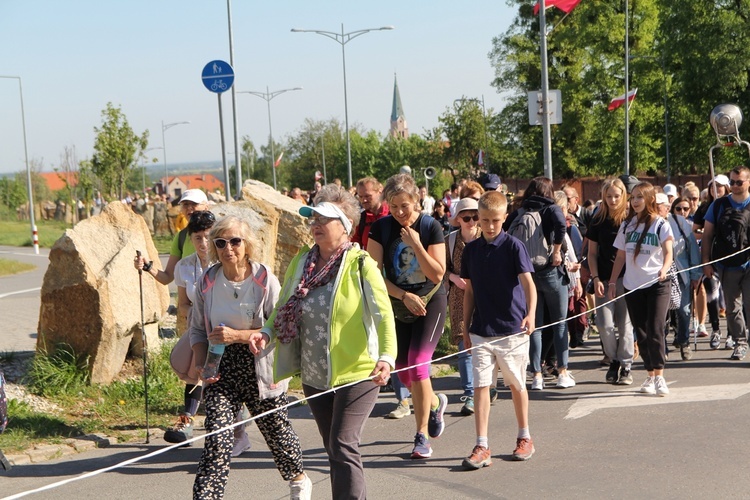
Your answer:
[691,285,698,352]
[136,250,150,444]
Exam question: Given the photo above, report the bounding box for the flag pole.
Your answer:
[624,0,630,176]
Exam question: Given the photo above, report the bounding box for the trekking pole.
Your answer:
[691,286,698,352]
[136,250,150,444]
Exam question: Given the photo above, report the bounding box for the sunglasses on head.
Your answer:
[729,179,747,186]
[214,237,243,249]
[190,211,216,224]
[460,214,479,222]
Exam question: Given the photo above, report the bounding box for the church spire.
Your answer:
[390,73,409,139]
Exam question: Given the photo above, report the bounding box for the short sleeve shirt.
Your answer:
[613,217,674,290]
[369,214,446,296]
[586,215,624,281]
[170,230,196,258]
[460,232,534,337]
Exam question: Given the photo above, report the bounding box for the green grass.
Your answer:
[0,219,69,248]
[152,235,173,254]
[0,258,36,276]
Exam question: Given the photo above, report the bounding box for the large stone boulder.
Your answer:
[37,202,170,384]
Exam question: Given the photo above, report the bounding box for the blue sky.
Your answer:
[0,1,516,175]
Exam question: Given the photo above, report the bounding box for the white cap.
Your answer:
[656,193,669,205]
[712,174,730,187]
[180,189,208,205]
[299,202,353,234]
[663,184,678,197]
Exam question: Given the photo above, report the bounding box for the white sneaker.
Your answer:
[231,431,252,457]
[289,474,312,500]
[654,376,669,397]
[640,376,656,395]
[531,376,544,390]
[556,372,576,388]
[726,336,736,350]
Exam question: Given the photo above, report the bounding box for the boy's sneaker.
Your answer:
[427,393,448,438]
[410,432,432,459]
[462,445,492,469]
[616,368,633,385]
[387,400,411,419]
[605,361,621,384]
[640,376,656,395]
[460,396,475,416]
[654,376,669,397]
[680,344,693,361]
[556,373,576,388]
[731,343,748,360]
[531,376,544,390]
[164,413,194,444]
[289,474,312,500]
[512,438,535,461]
[709,331,721,350]
[726,336,736,350]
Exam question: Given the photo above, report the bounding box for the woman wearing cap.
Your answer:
[367,173,448,460]
[190,215,312,499]
[446,198,482,415]
[253,184,396,499]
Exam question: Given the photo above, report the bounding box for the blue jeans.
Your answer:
[457,339,474,396]
[530,267,569,373]
[674,277,692,345]
[391,372,411,402]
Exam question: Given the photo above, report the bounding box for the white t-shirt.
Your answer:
[614,216,674,290]
[421,195,436,215]
[174,254,211,305]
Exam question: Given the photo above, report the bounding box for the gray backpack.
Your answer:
[507,207,550,270]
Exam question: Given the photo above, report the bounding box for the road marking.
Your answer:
[0,287,41,299]
[0,250,47,258]
[564,383,750,419]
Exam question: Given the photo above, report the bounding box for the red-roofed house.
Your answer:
[164,174,224,200]
[39,171,78,192]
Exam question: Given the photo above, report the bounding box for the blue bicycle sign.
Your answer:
[202,60,234,94]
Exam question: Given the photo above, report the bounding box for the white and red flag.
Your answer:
[533,0,582,15]
[314,170,323,181]
[477,150,484,166]
[273,151,284,168]
[608,88,638,111]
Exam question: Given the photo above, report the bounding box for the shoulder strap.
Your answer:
[177,228,188,255]
[357,210,368,241]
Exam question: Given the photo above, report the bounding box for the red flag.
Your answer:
[533,0,582,15]
[477,150,484,166]
[273,151,284,168]
[608,88,638,111]
[314,170,323,181]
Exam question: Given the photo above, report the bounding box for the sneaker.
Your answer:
[427,393,448,438]
[697,324,709,337]
[231,431,252,457]
[726,336,736,350]
[616,368,633,385]
[654,376,669,397]
[462,445,492,469]
[460,396,475,416]
[556,372,576,388]
[289,474,312,500]
[387,400,411,419]
[680,344,693,361]
[531,375,544,390]
[640,376,656,395]
[709,331,721,350]
[164,413,194,444]
[410,432,432,459]
[489,387,498,404]
[606,361,621,384]
[719,307,726,318]
[731,343,748,360]
[512,437,535,461]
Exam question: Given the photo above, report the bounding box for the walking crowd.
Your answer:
[132,167,750,499]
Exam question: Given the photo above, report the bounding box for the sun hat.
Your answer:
[449,198,479,225]
[299,202,353,234]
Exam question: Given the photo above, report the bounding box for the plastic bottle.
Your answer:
[202,323,226,379]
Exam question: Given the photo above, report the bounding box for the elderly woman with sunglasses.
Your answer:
[252,184,396,500]
[189,215,311,500]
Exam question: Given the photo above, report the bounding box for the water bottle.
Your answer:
[202,324,226,379]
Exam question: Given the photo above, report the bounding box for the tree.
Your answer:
[91,103,148,199]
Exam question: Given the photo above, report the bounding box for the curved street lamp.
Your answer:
[291,24,394,188]
[161,120,190,198]
[239,87,302,190]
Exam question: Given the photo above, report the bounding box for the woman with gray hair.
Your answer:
[189,216,311,499]
[253,184,396,499]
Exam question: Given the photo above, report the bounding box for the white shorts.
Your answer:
[470,333,530,392]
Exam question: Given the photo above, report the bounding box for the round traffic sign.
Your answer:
[202,60,234,94]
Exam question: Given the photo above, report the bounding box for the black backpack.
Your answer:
[711,197,750,267]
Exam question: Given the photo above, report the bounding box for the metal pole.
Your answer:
[624,0,630,176]
[218,94,231,200]
[341,23,353,188]
[161,120,168,197]
[481,95,489,170]
[266,87,277,191]
[539,0,553,180]
[321,135,327,184]
[17,77,38,254]
[662,55,670,182]
[226,0,242,199]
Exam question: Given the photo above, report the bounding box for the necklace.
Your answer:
[229,280,243,299]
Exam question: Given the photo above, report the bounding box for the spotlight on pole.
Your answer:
[708,103,750,198]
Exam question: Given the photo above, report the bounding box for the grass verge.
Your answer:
[0,258,36,277]
[0,219,70,248]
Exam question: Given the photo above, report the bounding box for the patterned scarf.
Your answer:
[274,242,352,344]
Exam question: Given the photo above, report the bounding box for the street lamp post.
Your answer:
[0,75,37,254]
[161,120,190,199]
[239,87,302,190]
[291,24,394,188]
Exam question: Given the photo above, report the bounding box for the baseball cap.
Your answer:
[656,193,669,205]
[712,174,730,187]
[619,174,639,194]
[299,202,353,234]
[663,184,678,197]
[481,173,502,191]
[180,189,208,205]
[449,198,479,226]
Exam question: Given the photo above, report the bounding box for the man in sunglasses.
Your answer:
[702,166,750,361]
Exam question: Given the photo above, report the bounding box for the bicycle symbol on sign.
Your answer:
[210,80,228,92]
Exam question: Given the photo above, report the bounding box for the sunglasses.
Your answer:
[307,216,338,227]
[459,214,479,222]
[729,179,748,186]
[190,210,216,224]
[674,206,690,213]
[214,237,243,249]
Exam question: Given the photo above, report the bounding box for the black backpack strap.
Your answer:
[177,227,189,256]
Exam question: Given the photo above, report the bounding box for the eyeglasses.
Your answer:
[729,179,748,186]
[460,214,479,222]
[674,206,690,213]
[308,216,337,227]
[214,237,243,249]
